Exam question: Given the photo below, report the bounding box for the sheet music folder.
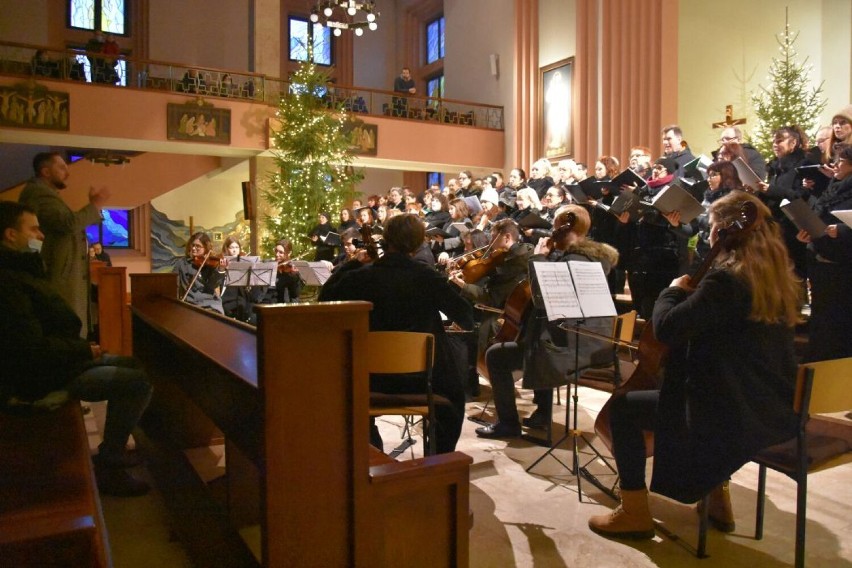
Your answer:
[531,261,616,322]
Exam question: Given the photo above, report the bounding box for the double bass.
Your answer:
[593,201,758,455]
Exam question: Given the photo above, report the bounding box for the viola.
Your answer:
[593,201,759,455]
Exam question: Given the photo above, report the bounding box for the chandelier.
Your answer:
[310,1,379,37]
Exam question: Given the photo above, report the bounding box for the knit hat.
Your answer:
[654,157,677,175]
[832,104,852,125]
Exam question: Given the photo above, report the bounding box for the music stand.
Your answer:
[525,321,619,500]
[522,260,620,500]
[250,261,277,287]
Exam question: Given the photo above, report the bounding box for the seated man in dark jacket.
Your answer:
[319,214,474,453]
[0,202,152,497]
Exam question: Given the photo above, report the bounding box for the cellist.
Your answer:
[588,191,800,540]
[474,206,619,438]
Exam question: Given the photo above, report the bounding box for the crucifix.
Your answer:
[712,105,747,129]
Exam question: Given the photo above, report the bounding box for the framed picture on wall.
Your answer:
[167,101,231,144]
[538,57,574,161]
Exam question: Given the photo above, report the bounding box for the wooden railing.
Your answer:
[0,40,504,130]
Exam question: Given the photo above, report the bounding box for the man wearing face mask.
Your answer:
[0,201,153,497]
[19,152,110,338]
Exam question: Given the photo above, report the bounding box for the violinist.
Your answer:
[258,238,302,304]
[589,191,799,540]
[319,214,474,454]
[174,232,224,314]
[449,218,533,358]
[331,228,361,271]
[475,206,619,438]
[219,236,255,322]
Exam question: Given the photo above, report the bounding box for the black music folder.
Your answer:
[564,184,588,204]
[517,211,552,230]
[577,177,607,200]
[321,231,342,247]
[733,157,764,192]
[606,168,648,192]
[780,198,827,237]
[682,155,712,182]
[648,183,706,224]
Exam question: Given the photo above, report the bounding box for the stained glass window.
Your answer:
[427,75,444,99]
[426,16,445,64]
[427,172,445,189]
[68,0,126,35]
[74,53,126,86]
[289,17,332,66]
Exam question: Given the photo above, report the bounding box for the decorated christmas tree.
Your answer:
[749,11,826,159]
[262,58,362,258]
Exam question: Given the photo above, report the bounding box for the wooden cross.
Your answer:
[712,105,747,129]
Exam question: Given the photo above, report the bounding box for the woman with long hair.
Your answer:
[694,161,744,265]
[589,191,799,540]
[174,232,225,314]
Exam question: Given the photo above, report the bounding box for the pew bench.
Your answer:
[0,401,111,567]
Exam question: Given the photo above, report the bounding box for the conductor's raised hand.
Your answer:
[88,186,111,208]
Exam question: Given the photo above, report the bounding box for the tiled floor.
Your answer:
[89,385,852,567]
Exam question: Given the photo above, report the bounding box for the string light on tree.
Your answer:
[749,8,826,159]
[262,56,363,260]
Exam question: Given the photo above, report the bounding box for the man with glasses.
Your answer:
[628,146,654,179]
[715,126,767,180]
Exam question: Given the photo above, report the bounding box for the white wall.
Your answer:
[358,167,404,197]
[540,0,576,68]
[151,172,244,230]
[678,0,851,157]
[444,0,515,173]
[0,0,49,45]
[148,0,249,70]
[352,0,396,90]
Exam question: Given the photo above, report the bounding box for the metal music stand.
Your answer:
[525,319,619,501]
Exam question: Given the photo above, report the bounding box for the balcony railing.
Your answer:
[0,41,504,130]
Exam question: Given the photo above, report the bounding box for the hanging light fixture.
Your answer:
[309,1,379,34]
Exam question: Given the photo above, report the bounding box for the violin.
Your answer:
[459,247,509,283]
[192,252,221,269]
[277,260,299,274]
[446,244,489,271]
[593,201,759,455]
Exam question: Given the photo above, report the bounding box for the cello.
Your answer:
[474,213,577,379]
[593,201,758,456]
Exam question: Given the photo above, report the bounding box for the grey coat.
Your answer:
[19,178,101,336]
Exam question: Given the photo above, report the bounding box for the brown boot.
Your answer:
[703,481,735,533]
[588,488,655,539]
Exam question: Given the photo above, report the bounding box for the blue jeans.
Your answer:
[67,354,152,458]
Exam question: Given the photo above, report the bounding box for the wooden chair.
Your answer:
[367,332,445,456]
[748,357,852,568]
[577,310,637,392]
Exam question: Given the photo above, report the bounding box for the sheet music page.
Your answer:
[250,262,277,287]
[307,261,332,286]
[225,261,253,286]
[568,261,617,318]
[531,262,583,321]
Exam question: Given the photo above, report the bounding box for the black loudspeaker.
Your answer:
[241,181,253,220]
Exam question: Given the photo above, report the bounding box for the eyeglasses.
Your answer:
[718,136,738,143]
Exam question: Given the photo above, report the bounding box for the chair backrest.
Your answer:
[614,310,637,345]
[802,357,852,415]
[366,332,434,376]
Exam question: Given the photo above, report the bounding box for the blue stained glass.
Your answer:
[313,23,331,65]
[427,75,444,98]
[87,209,131,248]
[427,172,444,188]
[70,0,95,30]
[101,0,125,34]
[426,17,445,64]
[290,19,309,62]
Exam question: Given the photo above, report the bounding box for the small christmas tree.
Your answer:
[749,10,826,159]
[262,58,362,258]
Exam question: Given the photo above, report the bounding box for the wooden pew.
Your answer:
[129,273,472,567]
[91,265,130,356]
[0,402,111,567]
